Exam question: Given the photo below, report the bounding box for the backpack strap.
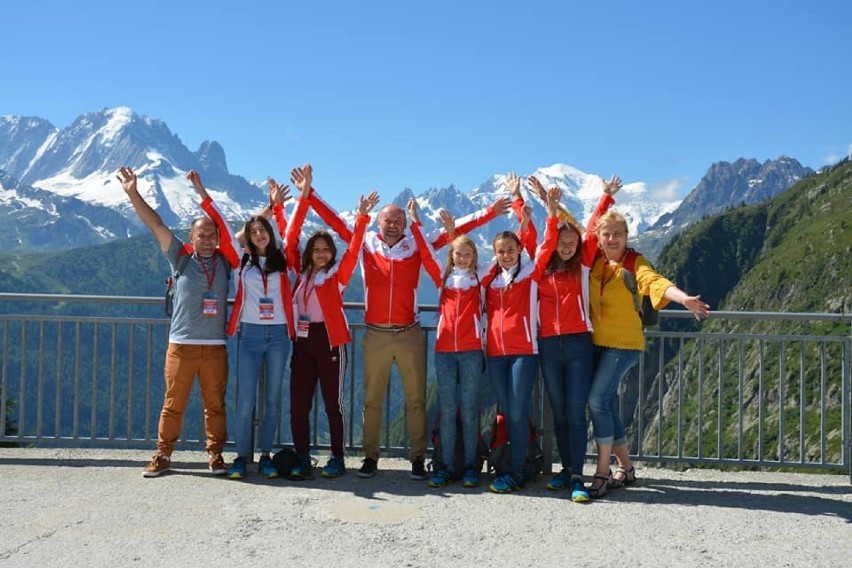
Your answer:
[173,249,192,279]
[620,248,643,319]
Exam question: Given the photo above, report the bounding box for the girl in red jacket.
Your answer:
[286,164,380,479]
[482,176,561,493]
[527,174,620,502]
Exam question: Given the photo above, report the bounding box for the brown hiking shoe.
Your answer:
[208,452,228,475]
[142,454,170,478]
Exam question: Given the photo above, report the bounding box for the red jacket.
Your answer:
[481,216,558,356]
[287,196,370,347]
[537,193,615,337]
[308,191,499,326]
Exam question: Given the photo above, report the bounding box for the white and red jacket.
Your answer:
[481,216,559,357]
[537,193,615,338]
[286,196,370,347]
[201,197,298,339]
[308,190,500,327]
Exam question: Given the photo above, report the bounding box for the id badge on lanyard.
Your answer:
[259,297,275,320]
[202,291,219,317]
[296,315,311,338]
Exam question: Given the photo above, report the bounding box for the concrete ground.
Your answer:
[0,448,850,568]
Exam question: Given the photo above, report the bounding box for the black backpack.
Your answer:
[486,413,543,482]
[428,409,489,478]
[620,248,659,327]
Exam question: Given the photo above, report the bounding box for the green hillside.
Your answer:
[642,159,851,467]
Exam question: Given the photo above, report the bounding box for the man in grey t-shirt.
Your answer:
[117,166,231,478]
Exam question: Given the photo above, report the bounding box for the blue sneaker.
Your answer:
[258,455,278,479]
[228,456,247,479]
[289,454,313,480]
[321,456,347,478]
[489,473,522,494]
[427,468,453,488]
[462,468,480,488]
[546,469,571,491]
[571,476,590,503]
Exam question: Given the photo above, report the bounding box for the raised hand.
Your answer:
[438,208,455,237]
[187,170,208,199]
[268,178,291,206]
[290,163,313,198]
[520,203,533,232]
[528,176,547,202]
[505,171,522,200]
[406,197,420,225]
[491,196,511,217]
[358,191,380,216]
[545,186,562,216]
[116,166,137,195]
[602,174,623,196]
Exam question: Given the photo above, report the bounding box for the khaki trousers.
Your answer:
[361,325,426,461]
[158,343,228,456]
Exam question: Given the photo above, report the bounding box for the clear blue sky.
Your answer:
[3,0,850,209]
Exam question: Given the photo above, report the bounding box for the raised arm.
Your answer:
[299,164,356,242]
[117,167,173,252]
[581,175,621,266]
[408,198,444,288]
[532,187,562,279]
[336,191,381,286]
[189,170,241,268]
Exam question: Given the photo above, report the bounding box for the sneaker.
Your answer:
[570,476,590,503]
[289,454,312,480]
[546,469,571,491]
[321,456,347,478]
[357,457,378,478]
[427,468,452,488]
[142,454,170,478]
[462,468,480,488]
[258,455,278,479]
[410,457,427,481]
[208,453,228,476]
[228,456,247,479]
[489,473,522,494]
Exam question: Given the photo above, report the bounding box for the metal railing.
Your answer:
[1,293,850,480]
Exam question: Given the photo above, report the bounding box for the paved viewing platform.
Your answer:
[1,448,850,567]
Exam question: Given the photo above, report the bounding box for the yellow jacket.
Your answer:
[588,253,673,350]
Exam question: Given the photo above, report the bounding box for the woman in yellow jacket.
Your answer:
[586,209,710,497]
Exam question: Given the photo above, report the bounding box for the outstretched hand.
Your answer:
[492,196,511,217]
[528,176,547,202]
[545,186,562,216]
[505,172,522,200]
[438,208,455,237]
[290,163,313,198]
[683,295,711,321]
[267,178,291,206]
[358,191,380,216]
[116,166,137,195]
[602,175,623,196]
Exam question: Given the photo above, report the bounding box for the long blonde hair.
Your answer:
[442,235,479,287]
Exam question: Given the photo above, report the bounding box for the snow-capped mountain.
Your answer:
[0,106,695,254]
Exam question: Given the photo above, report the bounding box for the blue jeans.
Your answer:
[588,346,641,446]
[434,350,484,471]
[538,333,593,476]
[235,323,291,458]
[487,354,538,482]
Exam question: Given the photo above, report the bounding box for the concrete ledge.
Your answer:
[1,448,850,567]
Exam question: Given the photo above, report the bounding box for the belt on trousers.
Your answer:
[364,322,419,334]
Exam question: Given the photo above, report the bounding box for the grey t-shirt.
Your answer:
[165,236,229,344]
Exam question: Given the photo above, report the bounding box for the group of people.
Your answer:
[117,163,710,500]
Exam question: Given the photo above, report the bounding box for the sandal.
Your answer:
[588,470,611,498]
[610,465,637,489]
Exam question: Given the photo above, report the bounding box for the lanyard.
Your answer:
[198,254,218,291]
[301,269,317,305]
[260,266,269,296]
